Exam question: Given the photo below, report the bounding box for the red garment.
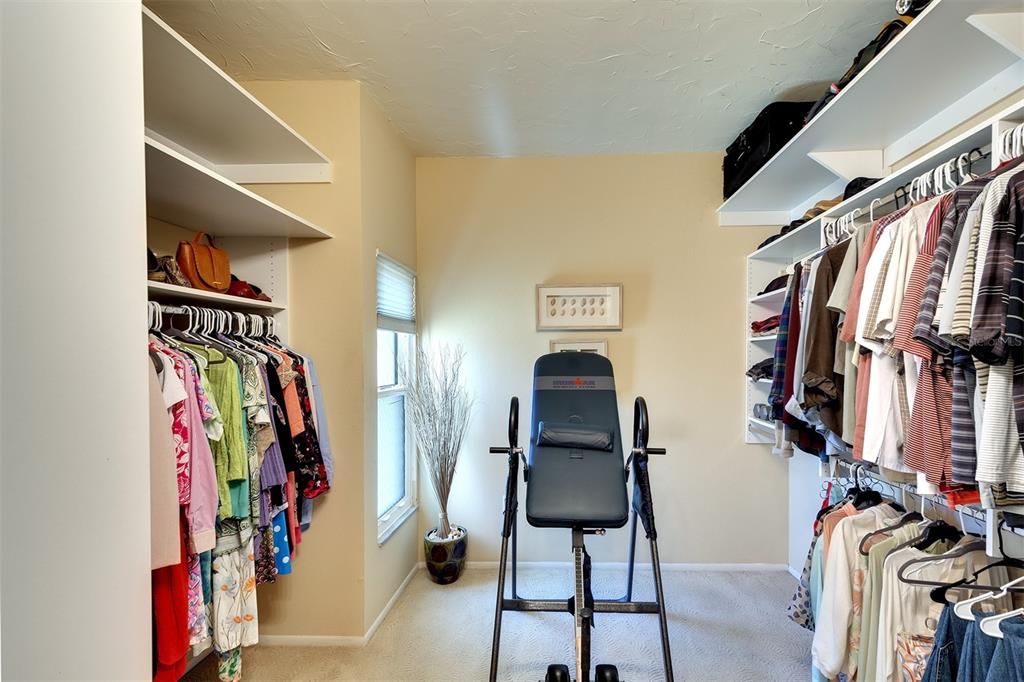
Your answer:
[286,473,302,556]
[153,521,189,682]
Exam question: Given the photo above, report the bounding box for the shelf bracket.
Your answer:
[967,12,1024,61]
[806,150,887,183]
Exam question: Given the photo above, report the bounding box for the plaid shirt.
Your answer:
[769,263,800,418]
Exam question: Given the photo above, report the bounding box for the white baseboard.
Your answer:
[364,562,419,643]
[788,565,802,580]
[259,564,421,649]
[259,634,365,647]
[459,560,788,572]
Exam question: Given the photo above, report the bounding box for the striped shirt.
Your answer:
[971,166,1024,364]
[950,193,988,347]
[914,181,990,355]
[892,196,950,360]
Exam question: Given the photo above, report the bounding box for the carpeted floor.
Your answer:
[186,565,811,681]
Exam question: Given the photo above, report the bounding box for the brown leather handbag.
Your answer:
[176,232,231,293]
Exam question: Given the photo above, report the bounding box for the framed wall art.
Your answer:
[536,284,622,331]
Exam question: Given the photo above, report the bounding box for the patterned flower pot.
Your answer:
[424,526,467,585]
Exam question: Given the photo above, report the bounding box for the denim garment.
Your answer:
[923,605,970,682]
[959,620,998,682]
[992,617,1024,681]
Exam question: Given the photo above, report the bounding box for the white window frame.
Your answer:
[376,330,417,545]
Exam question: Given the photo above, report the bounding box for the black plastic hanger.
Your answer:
[858,511,924,556]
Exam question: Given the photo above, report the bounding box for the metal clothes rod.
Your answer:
[830,457,1024,539]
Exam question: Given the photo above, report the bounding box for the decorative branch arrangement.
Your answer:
[402,343,473,540]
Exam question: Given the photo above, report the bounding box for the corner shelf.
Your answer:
[145,137,333,239]
[749,335,778,343]
[142,7,331,183]
[147,281,287,312]
[719,0,1024,224]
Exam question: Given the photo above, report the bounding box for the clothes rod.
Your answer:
[830,457,1024,539]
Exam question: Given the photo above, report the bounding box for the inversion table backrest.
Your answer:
[525,352,629,529]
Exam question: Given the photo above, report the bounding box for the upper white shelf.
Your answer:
[148,282,286,313]
[145,136,334,239]
[719,0,1023,223]
[142,7,331,182]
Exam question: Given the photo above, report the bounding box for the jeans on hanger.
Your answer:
[923,605,970,682]
[959,619,999,682]
[988,617,1024,681]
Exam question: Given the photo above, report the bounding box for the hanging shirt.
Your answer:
[875,541,990,682]
[150,363,183,570]
[812,504,901,679]
[184,344,249,520]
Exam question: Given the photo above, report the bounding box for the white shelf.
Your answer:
[749,288,788,306]
[147,281,287,312]
[719,0,1024,222]
[749,335,778,343]
[748,417,775,432]
[743,97,1021,263]
[142,7,330,182]
[145,136,333,239]
[748,217,823,263]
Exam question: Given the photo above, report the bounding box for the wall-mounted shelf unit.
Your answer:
[145,137,333,239]
[142,7,331,184]
[147,282,287,313]
[719,0,1024,226]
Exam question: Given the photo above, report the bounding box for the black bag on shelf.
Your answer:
[723,101,814,199]
[804,17,911,124]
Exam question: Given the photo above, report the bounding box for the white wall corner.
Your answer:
[966,12,1024,61]
[806,150,886,183]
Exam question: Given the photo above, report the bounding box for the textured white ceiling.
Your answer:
[146,0,895,157]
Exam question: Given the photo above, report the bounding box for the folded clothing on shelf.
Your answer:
[757,274,790,296]
[746,358,774,381]
[751,315,781,334]
[754,193,844,250]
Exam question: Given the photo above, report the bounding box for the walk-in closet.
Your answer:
[4,1,1024,680]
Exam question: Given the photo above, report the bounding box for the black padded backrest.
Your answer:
[529,352,623,464]
[526,352,628,528]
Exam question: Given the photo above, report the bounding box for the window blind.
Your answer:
[376,252,416,334]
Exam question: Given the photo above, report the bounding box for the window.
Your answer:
[376,252,417,543]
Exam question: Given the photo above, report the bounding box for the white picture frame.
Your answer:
[536,284,622,331]
[549,339,608,357]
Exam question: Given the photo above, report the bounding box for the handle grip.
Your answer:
[647,447,666,455]
[490,447,509,454]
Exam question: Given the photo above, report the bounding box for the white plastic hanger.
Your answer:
[979,603,1024,639]
[869,197,883,222]
[953,576,1024,621]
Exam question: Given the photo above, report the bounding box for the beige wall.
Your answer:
[242,80,368,637]
[359,90,420,628]
[240,80,419,637]
[415,154,788,564]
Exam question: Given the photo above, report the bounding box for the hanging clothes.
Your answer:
[147,306,334,679]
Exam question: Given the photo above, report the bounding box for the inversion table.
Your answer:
[488,352,674,682]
